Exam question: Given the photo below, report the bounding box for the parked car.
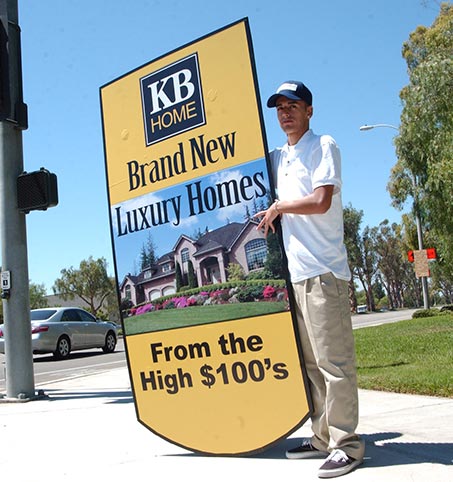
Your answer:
[0,307,118,360]
[356,304,368,314]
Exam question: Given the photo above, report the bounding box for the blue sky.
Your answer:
[10,0,443,293]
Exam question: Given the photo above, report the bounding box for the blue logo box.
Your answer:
[140,53,206,146]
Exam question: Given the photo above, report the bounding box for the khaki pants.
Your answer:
[292,272,365,460]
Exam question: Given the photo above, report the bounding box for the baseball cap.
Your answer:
[267,81,313,107]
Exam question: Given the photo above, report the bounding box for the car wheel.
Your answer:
[53,336,71,360]
[102,331,116,353]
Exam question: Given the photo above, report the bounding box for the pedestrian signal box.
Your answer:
[17,168,58,213]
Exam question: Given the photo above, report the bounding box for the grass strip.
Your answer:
[354,315,453,397]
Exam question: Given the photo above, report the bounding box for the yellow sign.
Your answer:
[101,22,264,205]
[127,313,308,454]
[100,19,310,455]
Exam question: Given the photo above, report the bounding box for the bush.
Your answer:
[226,262,245,280]
[440,304,453,312]
[237,285,264,302]
[412,308,441,318]
[246,268,274,280]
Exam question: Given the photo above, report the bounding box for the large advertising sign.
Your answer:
[100,18,310,455]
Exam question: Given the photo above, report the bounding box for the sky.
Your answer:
[6,0,444,293]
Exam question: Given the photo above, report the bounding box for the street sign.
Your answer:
[100,19,310,455]
[414,250,430,278]
[1,270,10,290]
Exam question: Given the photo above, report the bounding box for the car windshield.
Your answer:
[31,309,57,321]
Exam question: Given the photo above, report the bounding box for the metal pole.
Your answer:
[0,0,35,400]
[415,209,430,310]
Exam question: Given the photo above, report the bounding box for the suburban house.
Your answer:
[119,220,267,306]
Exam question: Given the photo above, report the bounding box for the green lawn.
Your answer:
[124,301,287,334]
[354,314,453,398]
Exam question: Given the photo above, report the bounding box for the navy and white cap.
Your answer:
[267,81,313,107]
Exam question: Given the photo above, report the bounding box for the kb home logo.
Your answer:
[140,53,206,146]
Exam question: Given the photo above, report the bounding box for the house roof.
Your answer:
[193,222,245,256]
[119,274,140,290]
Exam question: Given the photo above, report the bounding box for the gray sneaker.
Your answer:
[286,438,328,459]
[318,449,362,478]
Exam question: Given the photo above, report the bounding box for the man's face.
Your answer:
[276,96,312,140]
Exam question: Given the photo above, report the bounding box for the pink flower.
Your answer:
[263,285,276,299]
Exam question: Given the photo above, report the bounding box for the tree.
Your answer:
[29,282,48,309]
[175,262,183,292]
[372,221,407,309]
[139,233,158,270]
[52,257,114,317]
[390,3,453,284]
[187,260,198,288]
[343,204,363,311]
[193,226,209,240]
[264,231,284,279]
[0,280,48,321]
[360,227,378,312]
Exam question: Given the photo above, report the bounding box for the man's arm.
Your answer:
[255,185,334,237]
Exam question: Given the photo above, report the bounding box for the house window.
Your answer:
[245,238,267,270]
[125,285,131,300]
[181,248,190,264]
[162,262,172,273]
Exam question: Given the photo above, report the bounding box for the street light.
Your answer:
[359,123,430,309]
[359,124,399,131]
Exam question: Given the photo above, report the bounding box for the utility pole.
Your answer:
[0,0,35,400]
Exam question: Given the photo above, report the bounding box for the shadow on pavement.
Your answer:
[257,433,453,466]
[166,432,453,466]
[361,432,453,466]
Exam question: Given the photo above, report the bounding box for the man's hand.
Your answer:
[255,201,280,237]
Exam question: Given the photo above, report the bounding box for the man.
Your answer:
[256,81,365,478]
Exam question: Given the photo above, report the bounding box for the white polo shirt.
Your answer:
[270,129,351,283]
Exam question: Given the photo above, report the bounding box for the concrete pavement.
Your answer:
[0,366,452,482]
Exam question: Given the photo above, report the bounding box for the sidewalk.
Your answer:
[0,367,451,482]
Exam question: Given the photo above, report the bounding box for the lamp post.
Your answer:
[359,123,430,309]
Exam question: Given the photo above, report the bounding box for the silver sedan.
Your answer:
[0,307,118,360]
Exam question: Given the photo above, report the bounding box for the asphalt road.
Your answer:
[0,308,417,393]
[352,308,417,329]
[0,337,127,393]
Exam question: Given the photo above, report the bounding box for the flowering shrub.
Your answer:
[162,299,175,310]
[210,289,230,303]
[174,297,188,309]
[128,282,288,315]
[263,285,276,299]
[187,295,198,306]
[135,303,154,315]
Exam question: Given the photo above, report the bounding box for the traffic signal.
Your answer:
[17,168,58,213]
